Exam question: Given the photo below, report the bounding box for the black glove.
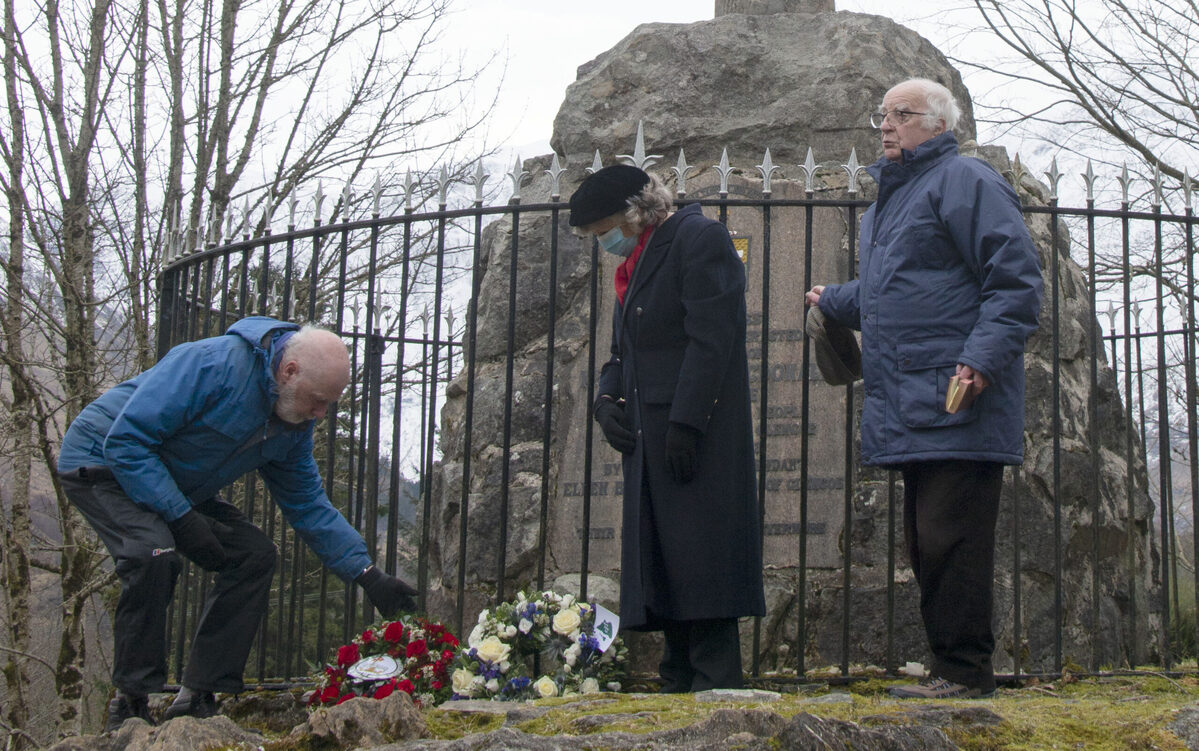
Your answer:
[594,398,636,454]
[356,566,418,617]
[665,423,702,484]
[192,497,247,525]
[167,510,229,571]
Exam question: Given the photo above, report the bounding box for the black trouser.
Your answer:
[61,467,276,696]
[658,617,743,692]
[901,459,1004,693]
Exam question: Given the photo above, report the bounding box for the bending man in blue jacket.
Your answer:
[806,79,1043,699]
[58,317,418,729]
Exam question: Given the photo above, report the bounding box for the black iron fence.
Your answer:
[155,151,1198,684]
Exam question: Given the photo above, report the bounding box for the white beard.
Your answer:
[274,381,306,425]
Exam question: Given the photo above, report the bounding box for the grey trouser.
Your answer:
[61,467,276,695]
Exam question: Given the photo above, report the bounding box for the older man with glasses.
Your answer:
[805,78,1043,699]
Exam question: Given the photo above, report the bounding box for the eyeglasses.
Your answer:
[869,109,928,128]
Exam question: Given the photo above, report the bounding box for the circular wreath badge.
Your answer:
[449,589,627,701]
[308,616,459,709]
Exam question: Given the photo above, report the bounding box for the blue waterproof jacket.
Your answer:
[819,132,1043,466]
[58,317,371,581]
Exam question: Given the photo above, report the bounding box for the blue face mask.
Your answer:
[597,226,638,257]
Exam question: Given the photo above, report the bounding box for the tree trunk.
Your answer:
[1,0,36,746]
[50,0,113,733]
[131,0,153,370]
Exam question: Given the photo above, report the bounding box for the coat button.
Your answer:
[635,307,643,316]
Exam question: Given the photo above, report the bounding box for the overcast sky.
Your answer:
[452,1,972,161]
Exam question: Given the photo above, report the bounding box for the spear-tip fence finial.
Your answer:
[1118,163,1131,205]
[672,149,696,197]
[843,148,866,195]
[404,170,418,212]
[1043,158,1062,201]
[715,148,734,196]
[314,181,326,225]
[547,153,566,200]
[508,155,529,202]
[1008,154,1027,188]
[756,148,779,195]
[587,150,603,175]
[799,148,818,194]
[1103,300,1119,333]
[616,121,663,171]
[472,161,490,205]
[437,165,454,207]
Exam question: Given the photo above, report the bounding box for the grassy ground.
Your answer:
[421,671,1199,750]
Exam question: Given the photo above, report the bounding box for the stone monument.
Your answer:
[428,1,1158,677]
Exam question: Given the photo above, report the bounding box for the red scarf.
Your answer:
[614,225,655,305]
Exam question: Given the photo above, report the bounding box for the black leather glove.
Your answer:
[665,423,702,484]
[167,510,228,571]
[594,398,636,454]
[356,566,418,617]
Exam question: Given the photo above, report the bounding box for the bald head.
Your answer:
[273,325,351,424]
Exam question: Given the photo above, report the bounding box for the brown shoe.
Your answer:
[888,677,989,699]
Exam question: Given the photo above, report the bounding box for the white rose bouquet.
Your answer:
[449,589,627,701]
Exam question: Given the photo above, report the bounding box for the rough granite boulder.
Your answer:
[285,691,429,747]
[551,10,976,173]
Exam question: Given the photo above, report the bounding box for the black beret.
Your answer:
[568,165,651,227]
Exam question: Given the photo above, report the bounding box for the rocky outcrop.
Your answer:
[45,715,266,751]
[383,706,961,750]
[44,693,428,751]
[40,690,1199,751]
[428,3,1157,679]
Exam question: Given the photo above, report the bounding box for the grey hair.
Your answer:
[905,78,961,132]
[280,324,328,355]
[280,324,347,367]
[623,172,674,228]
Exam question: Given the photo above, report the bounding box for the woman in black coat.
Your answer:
[569,165,765,692]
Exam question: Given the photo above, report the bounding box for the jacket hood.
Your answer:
[226,316,300,348]
[226,316,301,397]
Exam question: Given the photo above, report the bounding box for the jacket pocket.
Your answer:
[895,338,979,428]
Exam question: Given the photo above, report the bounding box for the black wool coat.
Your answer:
[596,203,766,630]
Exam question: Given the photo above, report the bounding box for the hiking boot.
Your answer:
[105,693,153,732]
[888,677,990,699]
[162,691,219,721]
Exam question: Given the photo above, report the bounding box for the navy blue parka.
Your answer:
[818,132,1043,466]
